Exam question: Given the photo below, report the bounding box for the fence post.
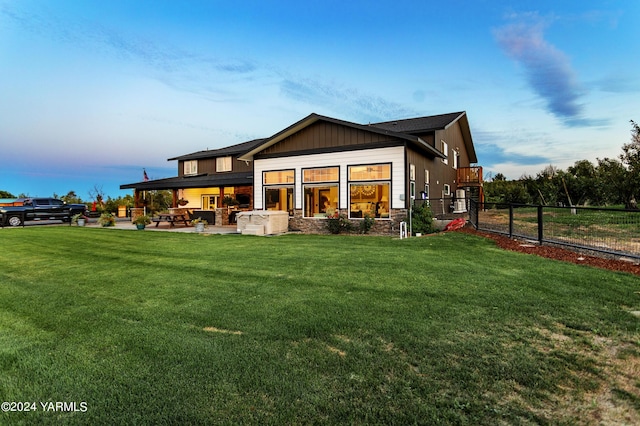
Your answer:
[537,205,543,244]
[508,205,513,238]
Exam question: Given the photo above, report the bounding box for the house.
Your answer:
[120,138,265,222]
[121,111,482,233]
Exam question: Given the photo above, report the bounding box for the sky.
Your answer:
[1,0,638,200]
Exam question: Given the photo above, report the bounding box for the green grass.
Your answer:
[1,227,639,424]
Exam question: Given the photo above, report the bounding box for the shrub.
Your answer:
[358,213,375,234]
[326,212,352,234]
[409,202,436,235]
[133,215,151,225]
[98,212,116,227]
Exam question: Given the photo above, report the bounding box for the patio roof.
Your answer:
[120,171,253,191]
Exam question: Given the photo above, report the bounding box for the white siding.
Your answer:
[254,146,406,210]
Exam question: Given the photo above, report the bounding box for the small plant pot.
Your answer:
[136,224,146,230]
[77,218,86,227]
[195,223,205,233]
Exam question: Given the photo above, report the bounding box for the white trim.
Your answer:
[254,146,405,211]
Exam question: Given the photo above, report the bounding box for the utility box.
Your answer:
[236,211,289,235]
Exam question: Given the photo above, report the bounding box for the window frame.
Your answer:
[302,166,340,219]
[347,163,392,220]
[263,169,295,215]
[216,156,232,173]
[184,160,198,176]
[441,140,448,164]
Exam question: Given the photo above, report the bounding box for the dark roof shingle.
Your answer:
[168,138,266,161]
[369,111,465,134]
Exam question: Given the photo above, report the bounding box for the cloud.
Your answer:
[476,142,550,167]
[279,77,417,123]
[494,15,595,127]
[2,2,414,125]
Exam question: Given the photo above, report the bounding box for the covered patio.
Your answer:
[120,172,254,226]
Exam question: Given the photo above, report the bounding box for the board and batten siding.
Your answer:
[254,146,406,211]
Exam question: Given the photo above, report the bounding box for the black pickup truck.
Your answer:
[0,198,88,227]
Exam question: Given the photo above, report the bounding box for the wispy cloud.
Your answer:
[1,1,414,125]
[493,14,601,127]
[280,78,416,123]
[476,142,550,167]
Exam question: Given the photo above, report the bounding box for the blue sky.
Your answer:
[1,0,638,200]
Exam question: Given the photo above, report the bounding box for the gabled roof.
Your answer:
[372,111,476,163]
[238,113,445,161]
[168,138,266,161]
[370,111,465,133]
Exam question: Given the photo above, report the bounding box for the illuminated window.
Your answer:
[303,167,339,218]
[264,170,295,215]
[263,170,294,185]
[348,164,390,181]
[216,156,232,172]
[184,160,198,175]
[303,167,339,183]
[348,164,391,219]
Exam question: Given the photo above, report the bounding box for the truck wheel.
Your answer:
[8,215,22,226]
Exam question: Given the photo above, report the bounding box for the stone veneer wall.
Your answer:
[288,209,408,236]
[130,208,144,223]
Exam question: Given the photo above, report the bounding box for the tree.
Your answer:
[484,179,532,205]
[60,190,83,204]
[493,173,507,182]
[0,190,16,198]
[566,160,598,205]
[596,157,632,207]
[617,120,640,208]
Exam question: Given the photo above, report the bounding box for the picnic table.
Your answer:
[152,213,190,227]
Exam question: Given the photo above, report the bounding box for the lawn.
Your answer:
[1,227,639,424]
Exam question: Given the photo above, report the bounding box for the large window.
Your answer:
[348,164,390,219]
[303,167,339,218]
[184,160,198,175]
[216,156,232,172]
[264,170,294,215]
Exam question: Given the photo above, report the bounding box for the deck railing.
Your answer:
[457,166,483,185]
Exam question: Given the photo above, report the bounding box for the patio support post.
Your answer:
[172,189,178,208]
[134,190,141,208]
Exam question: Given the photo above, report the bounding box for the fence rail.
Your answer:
[469,200,640,259]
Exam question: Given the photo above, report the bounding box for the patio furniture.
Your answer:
[152,213,190,227]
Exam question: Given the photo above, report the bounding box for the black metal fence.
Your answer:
[469,200,640,259]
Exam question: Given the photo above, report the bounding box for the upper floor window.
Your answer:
[216,156,232,172]
[441,141,448,165]
[184,160,198,175]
